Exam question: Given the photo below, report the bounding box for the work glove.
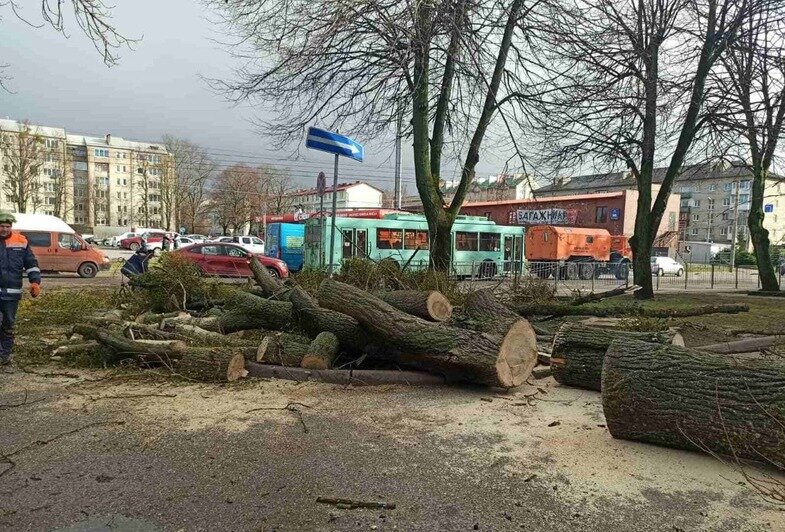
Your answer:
[30,283,41,298]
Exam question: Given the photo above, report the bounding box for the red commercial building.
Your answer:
[460,190,681,243]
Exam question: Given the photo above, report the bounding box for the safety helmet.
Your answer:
[0,212,16,224]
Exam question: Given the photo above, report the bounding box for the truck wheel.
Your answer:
[77,262,98,278]
[565,263,579,280]
[615,262,630,280]
[578,263,594,280]
[129,242,140,251]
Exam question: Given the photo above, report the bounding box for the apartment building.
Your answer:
[534,161,785,248]
[285,181,383,213]
[0,118,173,229]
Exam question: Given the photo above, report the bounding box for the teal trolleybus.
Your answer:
[303,213,525,277]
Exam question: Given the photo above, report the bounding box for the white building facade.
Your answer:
[286,181,384,213]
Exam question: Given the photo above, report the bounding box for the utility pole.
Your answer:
[730,178,741,271]
[393,109,403,210]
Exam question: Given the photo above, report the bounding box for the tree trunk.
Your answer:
[245,361,447,386]
[52,341,100,357]
[377,290,453,322]
[697,335,784,355]
[290,285,367,352]
[256,333,310,366]
[429,215,453,272]
[217,291,292,333]
[631,234,654,299]
[602,339,785,465]
[174,348,248,382]
[249,256,289,299]
[317,279,534,388]
[168,322,253,347]
[301,332,340,370]
[749,167,778,291]
[551,323,676,391]
[73,324,187,364]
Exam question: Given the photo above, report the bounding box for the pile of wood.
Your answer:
[56,259,539,388]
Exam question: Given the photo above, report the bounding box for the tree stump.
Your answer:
[317,279,536,388]
[551,323,676,391]
[602,339,785,464]
[377,290,453,322]
[301,332,340,370]
[175,348,248,382]
[257,333,310,366]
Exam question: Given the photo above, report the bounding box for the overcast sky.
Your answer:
[0,0,511,192]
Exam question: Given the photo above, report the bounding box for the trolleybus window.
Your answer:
[479,233,501,252]
[404,230,430,250]
[376,228,403,249]
[455,232,478,251]
[305,224,321,244]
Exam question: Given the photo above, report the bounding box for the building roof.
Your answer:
[534,162,784,195]
[285,180,384,197]
[66,133,167,153]
[463,191,625,208]
[0,118,66,139]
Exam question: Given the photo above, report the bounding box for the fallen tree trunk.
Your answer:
[697,336,784,355]
[136,311,185,325]
[317,280,535,388]
[551,323,676,391]
[168,322,254,347]
[514,302,749,318]
[174,291,292,334]
[602,339,785,465]
[290,285,367,352]
[123,322,189,342]
[257,333,310,366]
[52,341,99,357]
[301,332,340,370]
[73,324,188,364]
[245,361,447,386]
[376,290,453,322]
[569,285,640,306]
[249,256,290,300]
[174,348,248,382]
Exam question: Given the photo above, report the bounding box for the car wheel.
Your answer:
[657,268,664,277]
[676,268,684,277]
[77,262,98,278]
[266,267,279,278]
[129,242,140,251]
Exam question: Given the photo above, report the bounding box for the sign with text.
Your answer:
[514,208,578,225]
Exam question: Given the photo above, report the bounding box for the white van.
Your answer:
[12,213,111,278]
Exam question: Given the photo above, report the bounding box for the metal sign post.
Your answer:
[305,127,364,275]
[317,171,326,267]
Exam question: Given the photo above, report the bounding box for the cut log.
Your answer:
[122,322,189,342]
[175,291,291,334]
[52,341,99,357]
[249,256,289,299]
[317,279,536,388]
[174,348,248,382]
[290,285,367,352]
[697,335,784,354]
[301,332,340,370]
[73,324,188,364]
[136,311,184,325]
[602,339,785,464]
[256,333,310,366]
[168,322,254,347]
[376,290,453,322]
[245,361,447,386]
[550,323,676,391]
[514,302,749,318]
[569,285,640,306]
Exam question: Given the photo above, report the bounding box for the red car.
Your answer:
[120,231,167,251]
[174,242,289,278]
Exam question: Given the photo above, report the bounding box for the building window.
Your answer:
[723,197,731,207]
[691,228,699,235]
[740,194,750,204]
[693,200,700,208]
[741,180,751,190]
[709,184,717,192]
[45,139,59,149]
[722,212,729,221]
[707,199,715,209]
[595,206,608,223]
[693,214,700,221]
[94,148,109,157]
[679,186,692,193]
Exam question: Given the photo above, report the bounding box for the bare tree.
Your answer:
[157,156,176,231]
[211,165,256,234]
[0,120,45,213]
[257,166,293,216]
[207,0,542,270]
[163,136,215,233]
[0,1,136,89]
[533,0,770,299]
[708,4,785,291]
[50,142,72,219]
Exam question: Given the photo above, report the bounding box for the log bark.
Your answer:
[602,339,785,465]
[257,333,310,366]
[52,341,99,357]
[301,332,340,370]
[290,285,367,352]
[168,322,254,347]
[73,324,188,364]
[174,348,248,382]
[122,322,189,342]
[245,361,447,386]
[249,256,290,299]
[376,290,453,322]
[569,285,640,306]
[551,323,676,391]
[317,280,536,388]
[514,302,749,318]
[136,311,185,325]
[218,291,292,333]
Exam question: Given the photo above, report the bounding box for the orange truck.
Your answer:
[525,225,632,280]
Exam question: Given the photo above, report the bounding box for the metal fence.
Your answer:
[455,260,784,294]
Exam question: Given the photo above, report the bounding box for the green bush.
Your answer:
[130,252,211,312]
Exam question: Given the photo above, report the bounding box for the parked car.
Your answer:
[185,234,207,243]
[216,235,265,254]
[110,232,139,247]
[651,256,684,277]
[120,231,168,251]
[174,242,289,278]
[13,213,110,278]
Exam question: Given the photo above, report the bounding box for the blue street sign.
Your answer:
[306,127,364,162]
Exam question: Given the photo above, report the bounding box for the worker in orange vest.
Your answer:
[0,212,41,365]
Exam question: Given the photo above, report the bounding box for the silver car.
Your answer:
[651,256,684,277]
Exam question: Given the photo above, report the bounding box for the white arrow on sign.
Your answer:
[306,133,360,155]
